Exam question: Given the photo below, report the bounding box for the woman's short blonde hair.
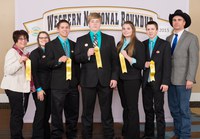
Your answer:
[87,13,102,23]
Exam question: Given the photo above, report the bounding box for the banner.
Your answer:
[24,6,172,45]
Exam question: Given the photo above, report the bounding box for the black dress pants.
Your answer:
[32,89,51,139]
[142,82,165,139]
[64,87,79,139]
[118,79,141,139]
[5,90,30,139]
[81,83,114,139]
[51,87,79,139]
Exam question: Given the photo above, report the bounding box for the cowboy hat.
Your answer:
[169,9,191,28]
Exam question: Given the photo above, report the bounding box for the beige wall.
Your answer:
[190,0,200,92]
[0,0,14,93]
[0,0,199,93]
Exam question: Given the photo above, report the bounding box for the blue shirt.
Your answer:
[121,39,130,50]
[148,36,158,82]
[89,30,102,48]
[148,36,158,57]
[121,39,136,65]
[58,36,70,57]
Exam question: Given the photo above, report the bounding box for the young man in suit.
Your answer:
[45,20,80,139]
[142,21,171,139]
[75,13,118,139]
[166,10,199,139]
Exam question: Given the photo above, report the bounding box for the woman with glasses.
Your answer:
[29,31,51,139]
[1,30,30,139]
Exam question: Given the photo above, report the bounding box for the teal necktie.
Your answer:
[63,42,70,57]
[149,41,154,57]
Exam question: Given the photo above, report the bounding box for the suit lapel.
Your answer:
[86,33,93,48]
[69,39,75,58]
[168,34,173,44]
[101,33,113,54]
[55,37,65,56]
[37,47,45,57]
[151,37,160,59]
[174,30,187,54]
[122,43,130,51]
[145,40,151,60]
[100,33,106,52]
[37,47,42,54]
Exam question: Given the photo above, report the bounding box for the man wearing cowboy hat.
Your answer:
[166,9,199,139]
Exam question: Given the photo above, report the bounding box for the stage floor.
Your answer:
[0,108,200,139]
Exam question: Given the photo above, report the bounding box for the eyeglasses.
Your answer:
[18,38,27,41]
[39,37,49,39]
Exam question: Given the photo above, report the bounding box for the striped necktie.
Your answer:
[93,34,98,47]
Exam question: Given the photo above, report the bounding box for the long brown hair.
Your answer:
[117,21,136,56]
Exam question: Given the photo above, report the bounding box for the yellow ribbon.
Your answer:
[149,60,155,82]
[25,59,31,81]
[66,58,72,80]
[94,46,102,68]
[119,53,127,73]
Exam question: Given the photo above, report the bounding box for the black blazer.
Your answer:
[118,39,145,80]
[30,47,51,90]
[75,32,119,87]
[45,37,80,90]
[142,37,171,89]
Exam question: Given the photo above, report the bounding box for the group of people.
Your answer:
[0,9,199,139]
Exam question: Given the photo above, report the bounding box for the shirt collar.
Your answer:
[58,35,69,45]
[124,38,130,44]
[90,30,101,37]
[149,36,158,43]
[40,46,45,52]
[174,29,184,37]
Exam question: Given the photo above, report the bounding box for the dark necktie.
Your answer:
[171,34,178,55]
[93,34,98,47]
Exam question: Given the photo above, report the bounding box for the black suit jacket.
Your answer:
[118,39,145,80]
[45,37,80,90]
[75,32,119,87]
[30,47,51,90]
[142,37,171,89]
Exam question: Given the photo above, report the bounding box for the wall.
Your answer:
[0,0,14,93]
[190,0,200,92]
[0,1,199,94]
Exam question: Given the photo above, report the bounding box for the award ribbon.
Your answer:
[25,59,31,81]
[119,53,127,73]
[149,60,155,82]
[94,46,102,68]
[66,58,72,80]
